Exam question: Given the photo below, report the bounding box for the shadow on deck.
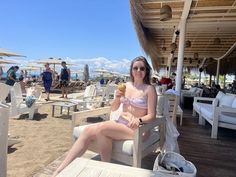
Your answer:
[33,109,236,177]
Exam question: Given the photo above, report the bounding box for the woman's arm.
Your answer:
[8,72,17,82]
[111,89,123,111]
[139,85,157,123]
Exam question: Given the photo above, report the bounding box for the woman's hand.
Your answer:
[121,112,139,129]
[115,89,124,99]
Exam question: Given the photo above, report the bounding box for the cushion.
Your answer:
[221,105,236,118]
[73,124,160,156]
[232,98,236,108]
[219,95,235,107]
[189,87,197,93]
[220,111,236,124]
[216,91,225,101]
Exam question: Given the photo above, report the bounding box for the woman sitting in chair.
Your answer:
[52,56,157,176]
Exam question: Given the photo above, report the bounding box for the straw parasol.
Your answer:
[0,48,25,57]
[0,57,18,64]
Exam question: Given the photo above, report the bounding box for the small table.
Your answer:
[57,158,159,177]
[52,101,77,118]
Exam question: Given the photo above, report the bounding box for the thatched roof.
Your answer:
[130,0,236,74]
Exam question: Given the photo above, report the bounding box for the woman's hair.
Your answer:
[129,56,151,84]
[7,66,19,73]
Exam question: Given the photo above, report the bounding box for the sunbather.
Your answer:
[52,56,157,176]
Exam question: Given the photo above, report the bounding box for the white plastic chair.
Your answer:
[9,83,42,119]
[72,106,165,167]
[0,83,11,108]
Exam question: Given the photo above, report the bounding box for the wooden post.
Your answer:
[0,107,10,177]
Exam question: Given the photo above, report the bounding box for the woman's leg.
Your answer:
[52,124,100,176]
[96,121,134,162]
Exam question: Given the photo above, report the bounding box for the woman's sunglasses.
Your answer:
[132,66,146,71]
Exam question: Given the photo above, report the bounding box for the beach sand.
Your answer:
[7,94,78,177]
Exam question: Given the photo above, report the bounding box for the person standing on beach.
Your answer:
[41,63,53,101]
[52,56,157,176]
[59,61,70,98]
[5,66,19,86]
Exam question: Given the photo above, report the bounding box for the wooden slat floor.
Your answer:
[177,110,236,177]
[34,110,236,177]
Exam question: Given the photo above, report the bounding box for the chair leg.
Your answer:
[192,109,196,117]
[211,125,218,139]
[180,112,183,126]
[198,115,203,125]
[28,107,35,120]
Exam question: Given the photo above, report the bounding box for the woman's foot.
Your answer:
[59,96,64,98]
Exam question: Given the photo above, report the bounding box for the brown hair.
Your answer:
[129,56,151,84]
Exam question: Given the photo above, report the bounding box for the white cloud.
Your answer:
[68,57,131,75]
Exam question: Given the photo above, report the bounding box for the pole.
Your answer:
[175,19,186,94]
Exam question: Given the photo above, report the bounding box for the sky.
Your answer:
[0,0,146,75]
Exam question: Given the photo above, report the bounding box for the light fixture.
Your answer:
[214,38,221,45]
[170,43,177,51]
[185,40,191,48]
[160,5,172,21]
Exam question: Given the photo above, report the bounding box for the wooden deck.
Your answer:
[177,110,236,177]
[33,109,236,177]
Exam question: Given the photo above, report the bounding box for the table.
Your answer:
[52,101,77,118]
[57,158,160,177]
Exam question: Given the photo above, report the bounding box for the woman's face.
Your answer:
[132,61,146,80]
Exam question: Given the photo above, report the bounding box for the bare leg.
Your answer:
[61,87,65,98]
[52,121,134,177]
[96,121,134,162]
[52,125,96,177]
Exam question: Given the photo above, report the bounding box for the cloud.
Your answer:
[68,57,131,74]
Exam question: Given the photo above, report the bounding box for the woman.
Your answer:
[5,66,19,86]
[52,56,157,176]
[41,63,53,101]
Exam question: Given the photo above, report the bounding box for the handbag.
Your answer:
[153,151,197,177]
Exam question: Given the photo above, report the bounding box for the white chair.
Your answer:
[193,91,236,139]
[70,85,98,110]
[0,83,11,108]
[72,106,165,167]
[9,83,42,119]
[157,93,182,126]
[0,107,10,177]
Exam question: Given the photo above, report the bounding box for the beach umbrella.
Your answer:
[36,57,63,72]
[83,64,89,83]
[0,57,18,64]
[36,57,74,72]
[94,68,111,74]
[0,48,25,57]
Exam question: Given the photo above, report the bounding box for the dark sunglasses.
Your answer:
[132,66,146,71]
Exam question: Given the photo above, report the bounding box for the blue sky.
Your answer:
[0,0,146,74]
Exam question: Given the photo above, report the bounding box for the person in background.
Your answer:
[52,56,157,176]
[59,61,70,98]
[41,63,53,101]
[5,66,19,86]
[19,76,26,94]
[5,66,19,102]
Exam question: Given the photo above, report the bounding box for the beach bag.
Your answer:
[153,152,197,177]
[25,95,36,108]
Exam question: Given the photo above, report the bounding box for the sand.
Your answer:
[7,94,78,177]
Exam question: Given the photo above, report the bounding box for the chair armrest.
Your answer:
[71,106,111,130]
[133,117,165,166]
[194,97,215,103]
